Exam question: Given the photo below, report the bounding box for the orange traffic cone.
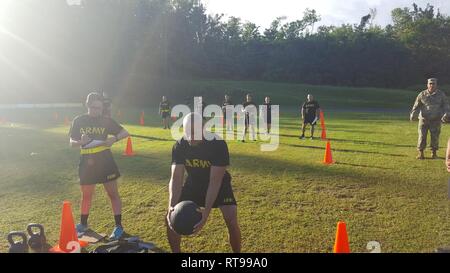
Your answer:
[123,136,134,156]
[321,127,327,140]
[139,111,145,126]
[333,221,350,253]
[320,110,325,129]
[50,201,88,253]
[323,141,334,164]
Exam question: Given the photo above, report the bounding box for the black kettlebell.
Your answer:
[7,232,28,253]
[27,223,46,250]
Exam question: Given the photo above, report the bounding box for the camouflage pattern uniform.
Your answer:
[410,88,449,153]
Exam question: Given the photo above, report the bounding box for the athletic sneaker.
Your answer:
[109,225,124,241]
[299,135,305,139]
[310,136,314,140]
[76,223,88,238]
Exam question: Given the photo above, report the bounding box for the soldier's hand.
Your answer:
[446,159,450,173]
[192,207,209,235]
[80,134,91,146]
[166,207,176,233]
[103,136,117,147]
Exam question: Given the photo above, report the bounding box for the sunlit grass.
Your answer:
[1,106,450,253]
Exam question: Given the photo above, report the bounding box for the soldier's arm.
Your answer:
[446,139,450,172]
[442,92,450,114]
[168,164,185,208]
[410,93,423,121]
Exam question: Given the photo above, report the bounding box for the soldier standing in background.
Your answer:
[241,94,257,142]
[261,96,272,135]
[222,94,234,132]
[159,96,171,129]
[300,94,320,140]
[410,78,449,159]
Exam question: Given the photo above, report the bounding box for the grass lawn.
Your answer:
[1,105,450,253]
[116,78,423,111]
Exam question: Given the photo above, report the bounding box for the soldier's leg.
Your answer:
[418,120,428,151]
[301,123,306,138]
[249,122,256,140]
[417,120,427,159]
[241,115,248,142]
[241,124,246,142]
[430,121,441,158]
[164,117,169,129]
[166,212,181,253]
[244,115,249,135]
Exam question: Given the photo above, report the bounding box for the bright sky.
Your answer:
[202,0,450,29]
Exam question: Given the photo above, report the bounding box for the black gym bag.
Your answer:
[91,238,154,253]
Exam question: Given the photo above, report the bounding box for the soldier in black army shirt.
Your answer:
[222,94,234,131]
[159,96,171,129]
[166,113,241,253]
[241,94,257,142]
[261,96,272,134]
[300,94,321,140]
[69,92,129,240]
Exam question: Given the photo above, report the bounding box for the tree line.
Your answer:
[1,1,449,103]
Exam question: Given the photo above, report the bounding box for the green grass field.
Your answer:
[180,79,421,109]
[1,81,450,253]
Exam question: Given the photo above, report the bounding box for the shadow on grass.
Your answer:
[231,150,390,183]
[326,129,381,134]
[280,125,375,134]
[131,134,173,142]
[283,143,407,157]
[327,137,415,148]
[334,162,393,170]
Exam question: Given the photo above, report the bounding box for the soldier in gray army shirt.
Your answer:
[410,78,449,159]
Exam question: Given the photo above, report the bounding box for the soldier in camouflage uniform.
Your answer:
[410,78,449,159]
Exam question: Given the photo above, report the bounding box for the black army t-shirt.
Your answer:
[69,114,123,143]
[172,134,231,186]
[243,101,257,117]
[302,100,320,119]
[222,100,234,119]
[243,101,257,109]
[160,101,171,112]
[222,100,234,112]
[263,102,272,115]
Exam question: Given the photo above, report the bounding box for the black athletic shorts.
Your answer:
[179,176,237,208]
[222,111,228,123]
[78,149,120,185]
[245,114,256,127]
[303,115,317,125]
[161,112,170,119]
[264,114,272,124]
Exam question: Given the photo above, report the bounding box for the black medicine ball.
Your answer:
[170,201,202,235]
